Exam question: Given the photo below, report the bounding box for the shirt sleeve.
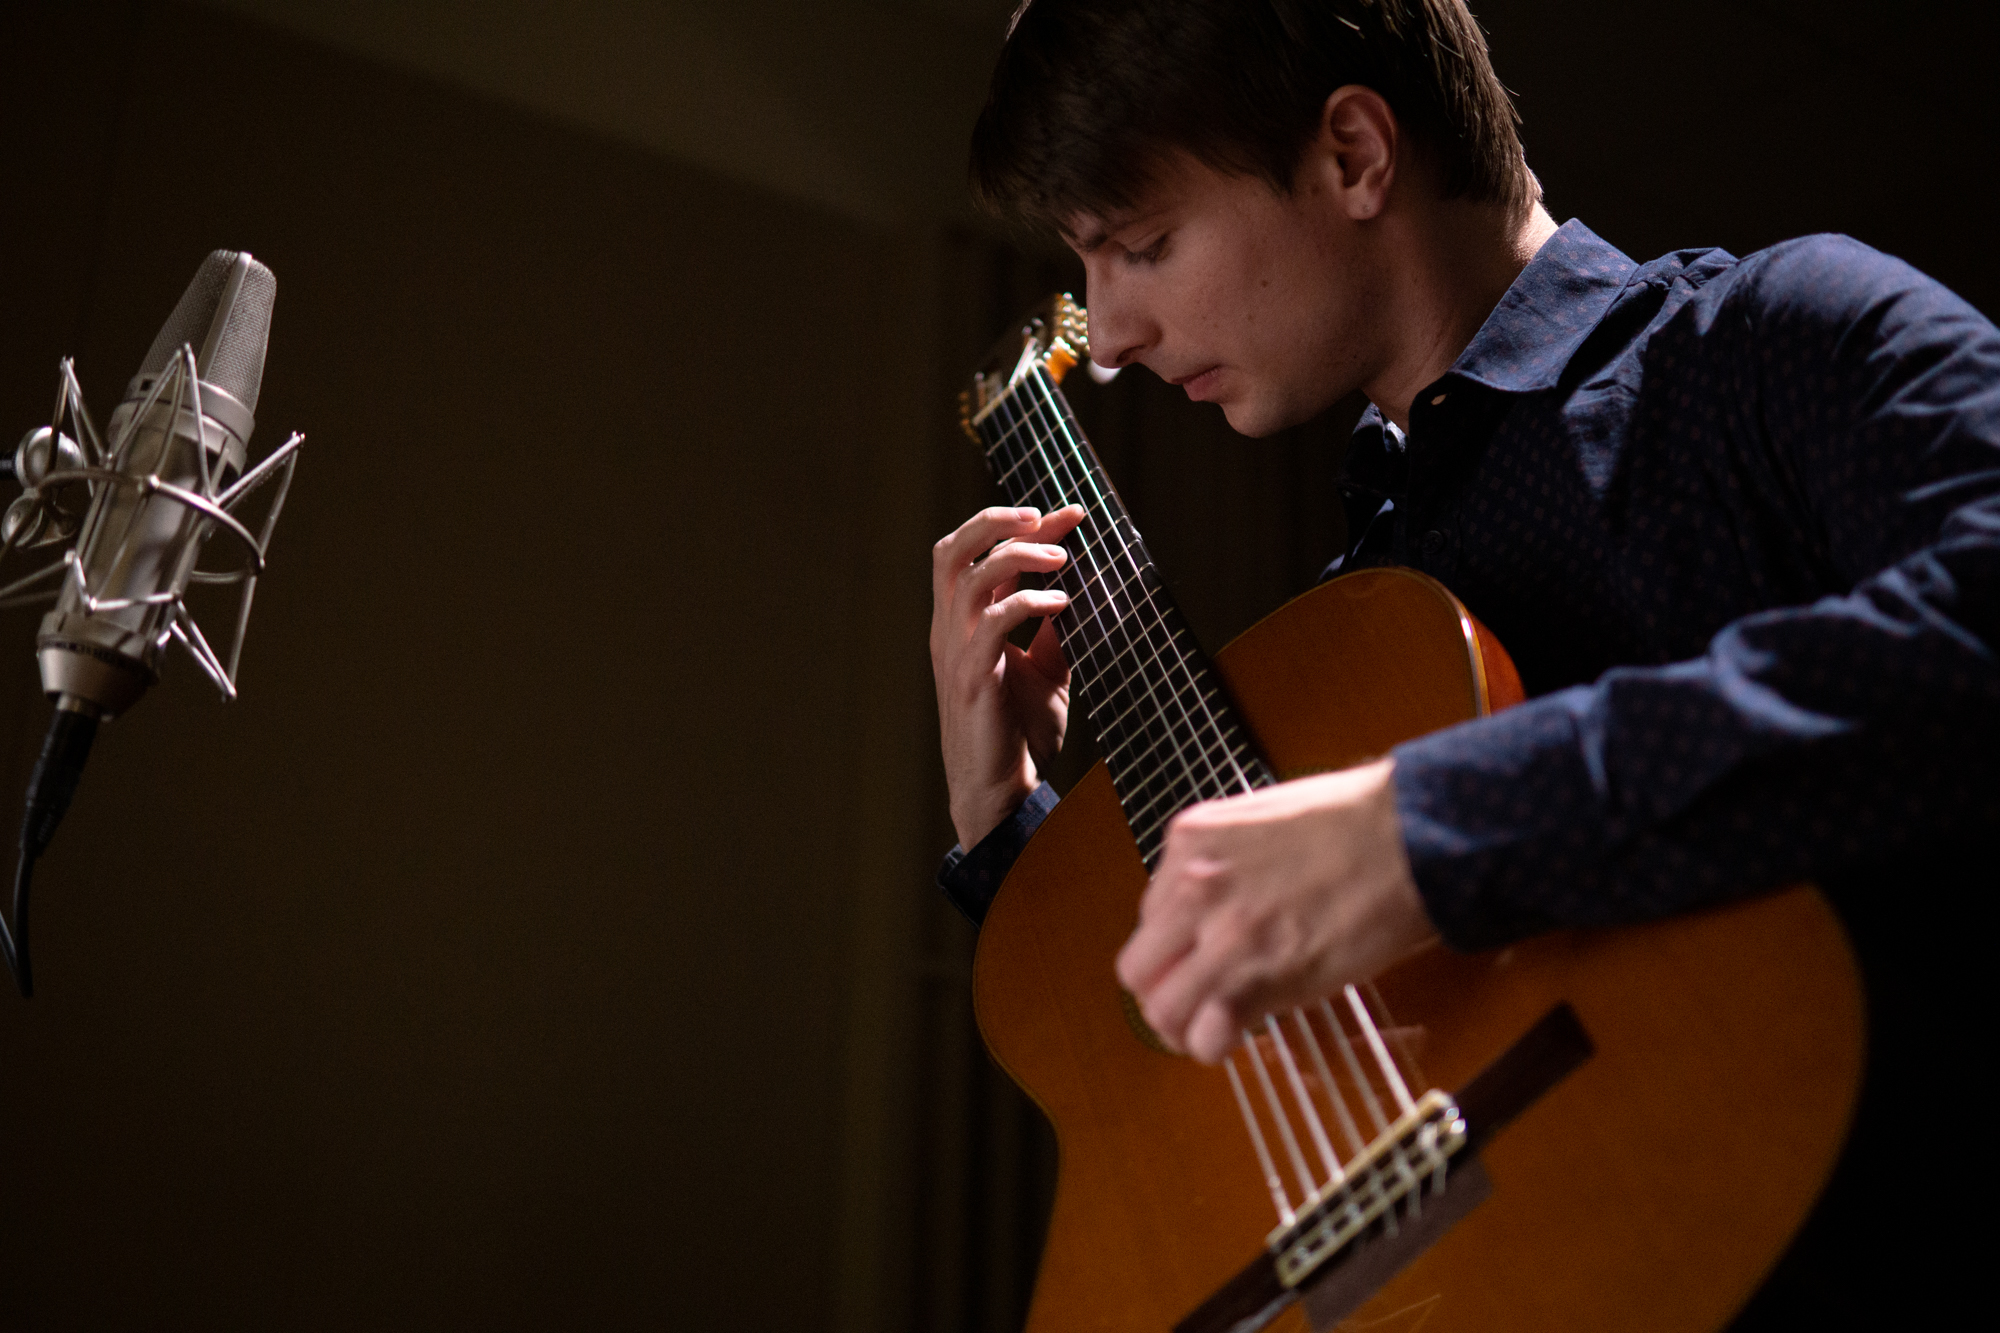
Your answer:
[936,782,1059,926]
[1396,239,2000,950]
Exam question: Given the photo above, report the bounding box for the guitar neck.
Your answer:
[972,364,1272,866]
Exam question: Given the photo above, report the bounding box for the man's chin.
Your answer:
[1218,397,1292,439]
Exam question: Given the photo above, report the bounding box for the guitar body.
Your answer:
[974,567,1865,1333]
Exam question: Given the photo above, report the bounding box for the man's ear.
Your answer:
[1303,85,1398,220]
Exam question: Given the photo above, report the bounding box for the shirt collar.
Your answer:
[1445,219,1638,395]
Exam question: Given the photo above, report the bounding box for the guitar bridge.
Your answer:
[1268,1089,1469,1289]
[1177,1004,1594,1333]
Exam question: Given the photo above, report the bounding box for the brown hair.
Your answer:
[970,0,1533,231]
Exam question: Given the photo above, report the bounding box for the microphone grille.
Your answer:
[138,250,277,414]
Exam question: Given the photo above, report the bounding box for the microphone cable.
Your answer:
[1,707,99,997]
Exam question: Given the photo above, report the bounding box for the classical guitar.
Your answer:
[959,296,1864,1333]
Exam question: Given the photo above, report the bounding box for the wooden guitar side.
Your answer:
[972,568,1864,1333]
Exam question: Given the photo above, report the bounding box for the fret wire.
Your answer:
[1084,649,1228,751]
[998,395,1149,684]
[1060,587,1199,679]
[1098,682,1245,762]
[981,391,1065,464]
[1128,755,1264,840]
[1032,384,1248,808]
[1012,378,1241,807]
[1126,763,1254,845]
[1095,678,1237,758]
[1070,645,1227,740]
[1121,770,1201,831]
[1123,746,1255,818]
[1100,694,1242,804]
[1104,701,1245,792]
[1058,550,1153,630]
[978,371,1266,838]
[1125,754,1258,832]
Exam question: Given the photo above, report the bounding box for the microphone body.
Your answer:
[37,251,275,719]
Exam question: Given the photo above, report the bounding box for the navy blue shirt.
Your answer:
[939,220,2000,942]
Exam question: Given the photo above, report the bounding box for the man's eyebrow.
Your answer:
[1064,218,1112,252]
[1066,206,1159,255]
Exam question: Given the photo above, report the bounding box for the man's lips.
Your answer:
[1170,366,1224,400]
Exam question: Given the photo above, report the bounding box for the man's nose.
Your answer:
[1082,275,1149,370]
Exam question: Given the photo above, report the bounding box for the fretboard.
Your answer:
[974,365,1274,867]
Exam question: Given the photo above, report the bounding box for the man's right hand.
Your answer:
[930,504,1087,850]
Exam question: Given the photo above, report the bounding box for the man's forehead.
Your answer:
[1059,153,1235,252]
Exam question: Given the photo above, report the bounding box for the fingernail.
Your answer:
[1016,506,1040,519]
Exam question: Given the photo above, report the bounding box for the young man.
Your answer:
[930,0,1993,1323]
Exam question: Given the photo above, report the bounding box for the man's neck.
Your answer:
[1366,199,1559,432]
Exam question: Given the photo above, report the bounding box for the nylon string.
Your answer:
[977,367,1423,1234]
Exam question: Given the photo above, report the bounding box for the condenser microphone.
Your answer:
[0,249,301,996]
[37,250,274,718]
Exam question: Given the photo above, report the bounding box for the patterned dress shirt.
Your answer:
[940,220,2000,946]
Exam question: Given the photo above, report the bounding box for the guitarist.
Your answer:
[929,0,1994,1325]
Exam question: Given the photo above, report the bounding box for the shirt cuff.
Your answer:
[936,782,1060,926]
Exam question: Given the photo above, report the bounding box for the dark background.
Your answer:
[0,2,1993,1329]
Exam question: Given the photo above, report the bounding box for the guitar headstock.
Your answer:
[959,292,1092,441]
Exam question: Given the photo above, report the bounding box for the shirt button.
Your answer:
[1430,393,1448,406]
[1421,529,1446,559]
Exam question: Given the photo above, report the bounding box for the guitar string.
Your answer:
[1347,986,1416,1115]
[1225,1055,1296,1225]
[980,364,1418,1226]
[986,379,1357,1226]
[986,387,1222,825]
[983,372,1254,850]
[1266,1013,1342,1186]
[1296,1006,1367,1162]
[1005,368,1256,806]
[1019,372,1261,817]
[985,385,1166,746]
[991,369,1412,1167]
[1323,994,1393,1136]
[981,389,1145,729]
[1242,1025,1318,1202]
[985,373,1266,827]
[1368,979,1429,1092]
[996,382,1374,1219]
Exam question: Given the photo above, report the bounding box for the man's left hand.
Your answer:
[1114,758,1436,1064]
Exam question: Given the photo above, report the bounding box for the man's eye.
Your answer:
[1124,237,1167,266]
